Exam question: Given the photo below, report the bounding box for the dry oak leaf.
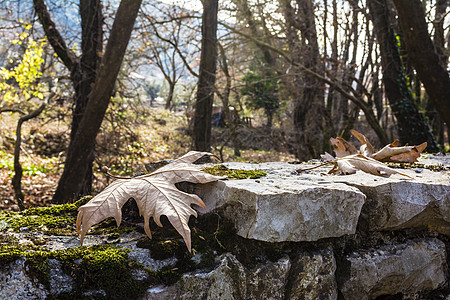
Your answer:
[334,154,412,178]
[350,129,375,157]
[76,151,224,252]
[371,142,427,163]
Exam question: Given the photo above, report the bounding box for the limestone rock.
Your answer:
[246,255,291,299]
[178,254,247,300]
[342,169,450,234]
[48,259,73,295]
[198,161,450,237]
[287,248,337,300]
[0,258,48,300]
[142,250,340,300]
[197,162,366,243]
[338,238,447,300]
[142,254,292,300]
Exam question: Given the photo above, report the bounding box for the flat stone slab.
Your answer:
[197,158,450,241]
[197,162,366,242]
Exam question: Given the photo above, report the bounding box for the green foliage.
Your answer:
[0,150,58,177]
[0,24,47,106]
[241,70,279,126]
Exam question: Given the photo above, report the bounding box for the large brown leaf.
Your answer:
[76,151,224,252]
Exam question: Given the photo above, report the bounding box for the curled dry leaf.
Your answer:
[371,142,427,163]
[76,151,224,252]
[335,154,412,178]
[350,129,375,156]
[330,137,358,158]
[349,130,427,163]
[301,130,424,178]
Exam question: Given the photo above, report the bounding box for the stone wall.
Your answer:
[0,156,449,299]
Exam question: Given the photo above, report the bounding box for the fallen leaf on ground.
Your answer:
[76,151,224,252]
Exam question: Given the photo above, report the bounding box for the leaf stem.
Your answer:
[296,161,333,173]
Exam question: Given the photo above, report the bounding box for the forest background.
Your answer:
[0,0,449,210]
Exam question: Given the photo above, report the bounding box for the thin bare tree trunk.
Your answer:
[12,101,47,210]
[193,0,218,151]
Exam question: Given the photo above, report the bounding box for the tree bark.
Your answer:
[392,0,450,129]
[12,101,47,210]
[34,0,103,196]
[52,0,142,203]
[368,0,438,151]
[193,0,218,151]
[280,0,325,160]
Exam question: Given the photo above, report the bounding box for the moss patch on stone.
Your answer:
[0,243,149,300]
[0,196,136,238]
[202,164,267,179]
[133,213,290,286]
[385,162,448,171]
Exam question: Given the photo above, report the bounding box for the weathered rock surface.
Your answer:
[197,164,366,242]
[0,258,48,300]
[341,171,450,234]
[198,159,450,238]
[142,250,338,300]
[286,248,338,300]
[338,238,448,300]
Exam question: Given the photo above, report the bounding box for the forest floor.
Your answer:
[0,108,295,212]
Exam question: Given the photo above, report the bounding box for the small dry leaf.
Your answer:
[350,129,375,156]
[321,152,335,162]
[307,130,424,178]
[76,151,224,252]
[330,137,358,158]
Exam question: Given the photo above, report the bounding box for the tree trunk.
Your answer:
[393,0,450,129]
[12,101,47,210]
[165,81,175,110]
[281,0,325,160]
[52,0,142,203]
[193,0,218,152]
[71,0,104,195]
[34,0,103,197]
[368,0,438,151]
[427,0,449,147]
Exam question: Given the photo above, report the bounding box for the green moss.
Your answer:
[2,214,76,235]
[0,196,135,238]
[385,162,447,171]
[21,196,91,217]
[202,164,267,179]
[0,244,149,300]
